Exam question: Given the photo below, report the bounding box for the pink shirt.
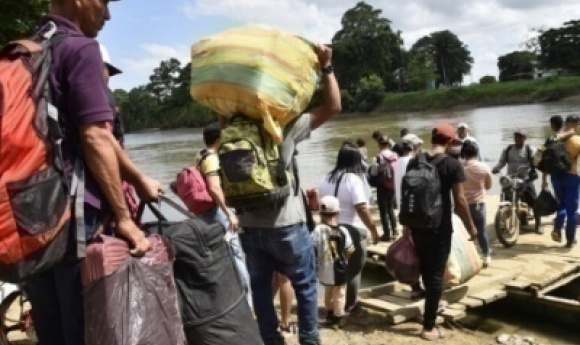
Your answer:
[462,160,492,204]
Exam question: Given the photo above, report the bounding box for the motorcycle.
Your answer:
[494,166,540,248]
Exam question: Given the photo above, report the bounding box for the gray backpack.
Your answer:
[399,153,446,229]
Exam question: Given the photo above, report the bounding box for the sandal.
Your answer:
[551,231,562,243]
[421,327,445,341]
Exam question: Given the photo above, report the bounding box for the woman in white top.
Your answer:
[319,141,379,315]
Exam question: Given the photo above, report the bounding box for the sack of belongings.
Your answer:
[190,26,320,143]
[82,234,186,345]
[445,215,483,286]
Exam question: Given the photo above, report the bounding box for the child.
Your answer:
[312,196,355,328]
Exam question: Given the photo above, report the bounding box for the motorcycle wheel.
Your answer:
[495,206,520,248]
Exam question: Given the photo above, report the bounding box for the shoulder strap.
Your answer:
[526,145,532,162]
[429,153,447,167]
[334,173,345,197]
[196,149,212,168]
[505,144,514,164]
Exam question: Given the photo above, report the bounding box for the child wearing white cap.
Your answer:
[312,196,355,328]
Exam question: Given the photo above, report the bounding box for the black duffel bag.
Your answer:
[535,189,558,217]
[138,196,261,345]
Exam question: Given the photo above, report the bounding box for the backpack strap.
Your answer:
[196,149,213,169]
[429,153,447,167]
[505,144,514,164]
[334,173,345,197]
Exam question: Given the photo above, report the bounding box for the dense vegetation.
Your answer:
[377,76,580,113]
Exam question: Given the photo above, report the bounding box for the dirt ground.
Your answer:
[279,309,492,345]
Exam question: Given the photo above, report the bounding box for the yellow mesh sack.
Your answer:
[190,26,320,143]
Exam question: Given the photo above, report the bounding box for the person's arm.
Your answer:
[542,173,549,189]
[114,142,162,201]
[452,182,477,240]
[206,174,238,230]
[80,123,150,255]
[310,44,341,130]
[492,148,508,174]
[484,166,493,190]
[354,203,379,244]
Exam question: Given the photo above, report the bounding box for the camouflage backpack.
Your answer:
[218,116,291,210]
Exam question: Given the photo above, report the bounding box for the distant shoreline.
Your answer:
[374,76,580,114]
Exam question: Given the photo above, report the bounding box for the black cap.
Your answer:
[565,115,579,123]
[203,122,221,136]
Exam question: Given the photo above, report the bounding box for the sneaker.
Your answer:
[483,255,492,268]
[551,230,562,243]
[325,310,334,321]
[565,240,577,249]
[324,315,345,329]
[347,302,366,317]
[379,233,392,242]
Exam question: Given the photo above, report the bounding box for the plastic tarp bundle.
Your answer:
[81,234,186,345]
[445,216,483,285]
[385,234,421,285]
[190,26,320,143]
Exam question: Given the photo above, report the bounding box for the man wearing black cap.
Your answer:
[549,115,580,248]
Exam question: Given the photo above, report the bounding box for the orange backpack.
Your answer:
[0,23,84,282]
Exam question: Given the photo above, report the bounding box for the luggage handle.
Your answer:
[136,196,195,225]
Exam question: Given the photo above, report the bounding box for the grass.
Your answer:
[376,76,580,113]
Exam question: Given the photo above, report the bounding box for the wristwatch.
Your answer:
[321,65,334,75]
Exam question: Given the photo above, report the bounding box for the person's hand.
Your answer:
[227,211,239,232]
[116,218,150,256]
[467,226,478,241]
[370,229,379,245]
[315,44,332,68]
[134,175,163,202]
[492,168,499,175]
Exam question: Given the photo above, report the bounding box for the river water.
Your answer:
[125,101,580,344]
[126,101,580,197]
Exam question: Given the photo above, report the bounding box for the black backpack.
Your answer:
[327,225,349,285]
[399,153,446,229]
[538,137,572,174]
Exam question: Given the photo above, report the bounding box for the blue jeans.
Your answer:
[201,207,252,307]
[25,206,102,345]
[469,203,490,255]
[240,223,319,345]
[551,173,580,242]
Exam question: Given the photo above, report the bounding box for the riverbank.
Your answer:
[376,76,580,113]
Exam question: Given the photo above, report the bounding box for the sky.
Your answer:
[99,0,580,91]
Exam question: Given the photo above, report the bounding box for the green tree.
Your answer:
[538,20,580,74]
[168,62,192,107]
[411,30,473,87]
[406,52,437,91]
[479,75,497,84]
[117,86,160,131]
[332,1,404,93]
[497,51,536,81]
[147,58,182,105]
[353,74,385,112]
[0,0,50,46]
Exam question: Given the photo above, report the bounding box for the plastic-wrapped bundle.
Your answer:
[190,26,320,143]
[445,216,483,285]
[385,234,421,285]
[82,234,186,345]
